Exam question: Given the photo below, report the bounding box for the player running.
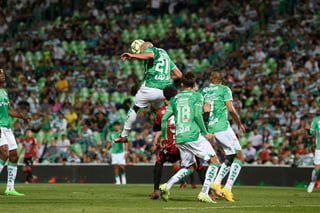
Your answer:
[159,72,220,203]
[306,110,320,193]
[199,71,245,202]
[0,68,31,196]
[115,41,182,143]
[149,86,205,199]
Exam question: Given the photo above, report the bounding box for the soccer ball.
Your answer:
[131,39,144,54]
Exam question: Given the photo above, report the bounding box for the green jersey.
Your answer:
[0,88,10,128]
[107,131,125,153]
[310,116,320,150]
[161,90,208,143]
[199,83,232,133]
[142,47,176,89]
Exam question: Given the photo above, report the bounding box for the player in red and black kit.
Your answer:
[149,86,206,199]
[19,129,38,184]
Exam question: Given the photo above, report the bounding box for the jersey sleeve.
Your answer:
[168,58,177,71]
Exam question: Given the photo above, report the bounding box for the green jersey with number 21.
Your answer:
[142,47,176,89]
[162,90,208,144]
[199,84,233,133]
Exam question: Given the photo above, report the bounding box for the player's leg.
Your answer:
[4,128,24,196]
[119,164,126,184]
[112,153,121,184]
[308,150,320,193]
[214,127,243,201]
[0,128,9,174]
[113,164,121,184]
[0,145,9,174]
[180,136,220,203]
[212,155,233,197]
[159,145,195,201]
[23,158,32,183]
[150,150,165,199]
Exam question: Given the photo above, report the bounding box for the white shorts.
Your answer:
[177,135,216,168]
[111,153,126,165]
[134,85,164,109]
[314,150,320,165]
[214,127,241,155]
[0,127,18,151]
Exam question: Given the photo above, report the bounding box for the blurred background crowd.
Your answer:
[0,0,319,166]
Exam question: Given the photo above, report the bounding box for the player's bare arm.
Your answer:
[120,51,154,60]
[225,100,245,132]
[170,67,182,80]
[8,105,31,123]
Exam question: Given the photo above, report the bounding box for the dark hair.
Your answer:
[181,72,195,88]
[163,86,178,101]
[113,121,121,126]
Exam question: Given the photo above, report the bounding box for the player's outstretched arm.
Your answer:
[120,52,154,60]
[225,100,245,132]
[8,105,31,123]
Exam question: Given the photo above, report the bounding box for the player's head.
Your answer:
[163,86,178,102]
[0,68,5,83]
[25,129,32,137]
[181,72,196,88]
[140,41,153,52]
[210,71,224,83]
[113,121,121,131]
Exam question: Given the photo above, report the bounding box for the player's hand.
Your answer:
[205,133,214,141]
[120,53,132,60]
[23,115,32,123]
[203,103,211,112]
[239,124,246,132]
[305,124,310,130]
[160,139,167,147]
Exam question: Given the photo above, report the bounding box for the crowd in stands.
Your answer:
[0,0,319,166]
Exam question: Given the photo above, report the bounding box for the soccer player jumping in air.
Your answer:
[159,72,220,203]
[115,41,182,143]
[0,68,32,196]
[200,71,245,202]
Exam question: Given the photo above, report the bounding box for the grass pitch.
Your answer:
[0,184,319,213]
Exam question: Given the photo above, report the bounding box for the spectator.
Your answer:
[242,142,256,164]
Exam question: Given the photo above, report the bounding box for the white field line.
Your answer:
[164,204,320,210]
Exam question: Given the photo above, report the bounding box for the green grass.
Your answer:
[0,184,319,213]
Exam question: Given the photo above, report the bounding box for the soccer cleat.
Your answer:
[191,183,197,189]
[114,136,128,143]
[159,184,170,201]
[32,175,38,183]
[5,189,25,196]
[149,191,160,200]
[179,182,187,189]
[221,188,234,202]
[197,192,216,203]
[307,181,315,193]
[211,182,224,197]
